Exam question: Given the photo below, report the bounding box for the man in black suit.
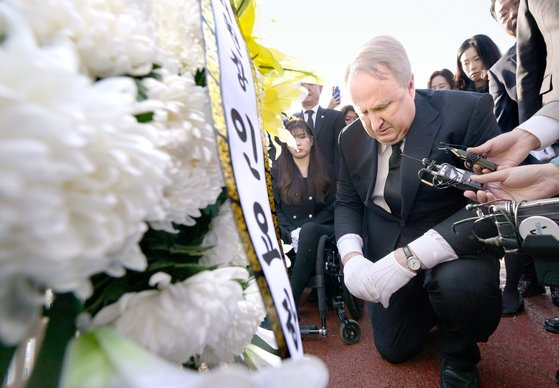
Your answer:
[488,0,519,133]
[336,35,502,387]
[295,82,345,178]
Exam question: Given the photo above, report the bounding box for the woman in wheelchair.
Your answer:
[272,119,335,311]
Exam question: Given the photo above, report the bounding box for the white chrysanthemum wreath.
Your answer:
[0,0,328,386]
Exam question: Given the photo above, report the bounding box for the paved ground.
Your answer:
[299,285,559,387]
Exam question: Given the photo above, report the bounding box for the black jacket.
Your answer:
[272,168,334,243]
[489,44,519,133]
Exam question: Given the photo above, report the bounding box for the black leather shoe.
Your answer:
[544,317,559,334]
[551,287,559,307]
[440,359,480,388]
[518,281,546,298]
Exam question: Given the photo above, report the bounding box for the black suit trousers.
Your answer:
[368,254,501,369]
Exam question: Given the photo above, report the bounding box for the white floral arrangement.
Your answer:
[0,0,327,386]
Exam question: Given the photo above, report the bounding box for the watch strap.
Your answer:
[403,245,414,259]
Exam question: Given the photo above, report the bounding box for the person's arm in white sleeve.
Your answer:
[341,230,458,307]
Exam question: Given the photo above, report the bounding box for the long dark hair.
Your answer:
[275,119,331,204]
[455,34,501,91]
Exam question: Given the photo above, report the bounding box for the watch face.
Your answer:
[408,257,421,271]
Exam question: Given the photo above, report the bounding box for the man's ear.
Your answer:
[408,74,416,99]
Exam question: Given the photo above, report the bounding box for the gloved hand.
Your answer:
[343,253,416,307]
[290,228,301,253]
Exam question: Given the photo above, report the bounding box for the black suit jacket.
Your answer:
[295,107,345,178]
[517,0,559,122]
[335,90,502,261]
[271,168,335,243]
[489,44,519,133]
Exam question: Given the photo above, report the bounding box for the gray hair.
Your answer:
[345,35,412,89]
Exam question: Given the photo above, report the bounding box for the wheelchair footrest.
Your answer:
[299,324,327,336]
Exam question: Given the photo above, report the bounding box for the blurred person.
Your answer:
[455,34,501,93]
[516,0,559,124]
[340,104,359,126]
[272,119,335,311]
[295,82,345,179]
[466,97,559,312]
[338,35,502,388]
[516,0,559,162]
[488,0,519,133]
[487,0,544,316]
[428,69,456,90]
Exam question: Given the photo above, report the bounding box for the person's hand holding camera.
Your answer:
[464,162,559,202]
[466,129,540,172]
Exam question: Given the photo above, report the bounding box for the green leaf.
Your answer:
[134,111,154,123]
[26,293,82,388]
[233,0,250,16]
[0,343,16,385]
[167,244,211,256]
[194,68,206,87]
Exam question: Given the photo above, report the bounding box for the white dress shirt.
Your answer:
[518,114,559,149]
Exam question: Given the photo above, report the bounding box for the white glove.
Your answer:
[290,228,301,253]
[343,253,416,308]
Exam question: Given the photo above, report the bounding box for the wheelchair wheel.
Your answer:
[339,319,361,345]
[343,285,364,321]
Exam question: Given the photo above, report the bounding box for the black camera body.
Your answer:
[464,198,559,286]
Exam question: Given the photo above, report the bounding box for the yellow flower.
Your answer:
[261,74,305,149]
[233,0,321,153]
[234,0,283,73]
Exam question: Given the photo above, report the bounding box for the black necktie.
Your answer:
[305,110,314,130]
[384,142,402,216]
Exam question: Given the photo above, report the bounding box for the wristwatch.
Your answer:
[403,245,422,271]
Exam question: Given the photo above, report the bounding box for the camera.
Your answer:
[417,158,482,191]
[459,198,559,285]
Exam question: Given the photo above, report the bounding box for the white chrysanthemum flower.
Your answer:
[149,0,205,74]
[92,267,265,366]
[139,68,223,230]
[200,279,265,365]
[200,200,248,267]
[9,0,157,78]
[0,3,170,342]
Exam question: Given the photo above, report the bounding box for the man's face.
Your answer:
[301,83,322,107]
[349,68,416,145]
[495,0,518,38]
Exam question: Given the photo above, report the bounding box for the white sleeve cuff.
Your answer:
[518,115,559,149]
[337,234,363,259]
[407,229,458,269]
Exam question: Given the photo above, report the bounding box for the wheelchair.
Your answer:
[297,234,363,345]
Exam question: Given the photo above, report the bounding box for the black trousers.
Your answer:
[290,222,334,310]
[368,254,501,369]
